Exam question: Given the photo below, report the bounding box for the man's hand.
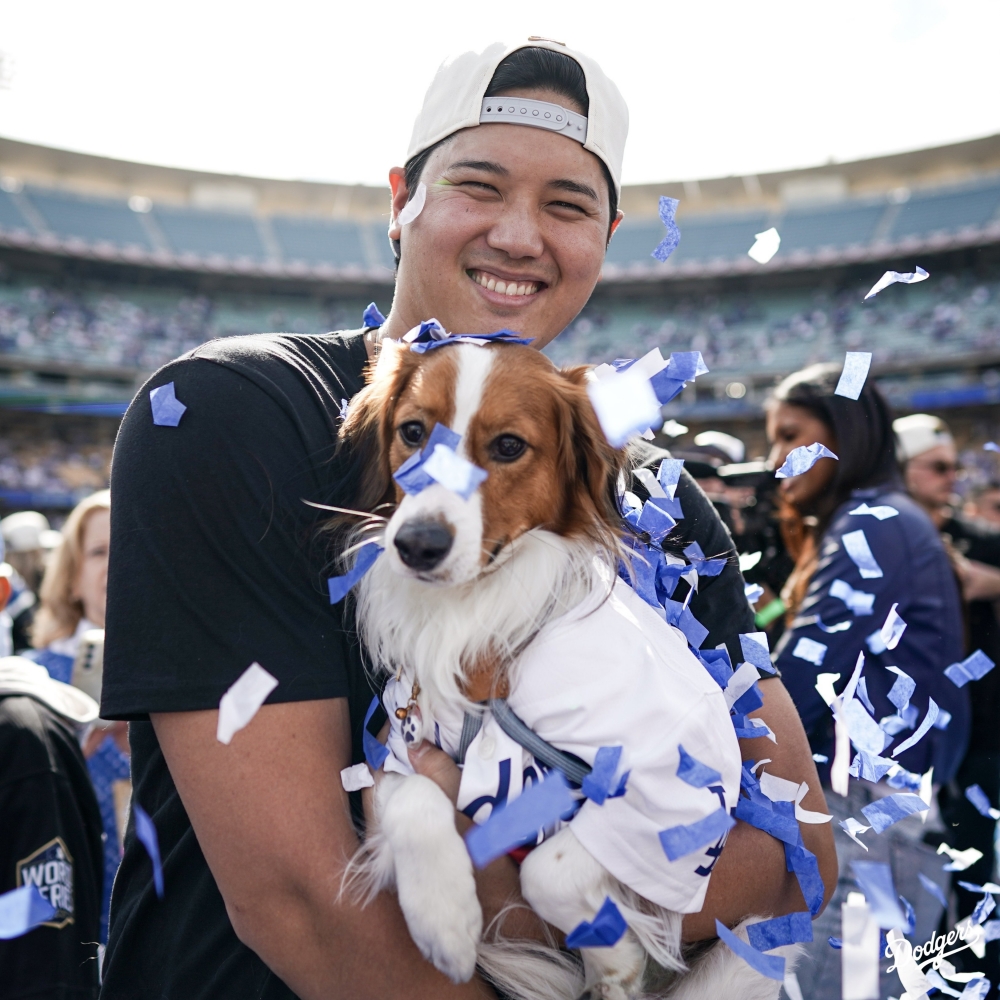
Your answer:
[153,700,495,1000]
[681,678,838,941]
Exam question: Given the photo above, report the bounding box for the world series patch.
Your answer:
[16,836,75,928]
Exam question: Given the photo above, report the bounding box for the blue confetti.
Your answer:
[918,871,949,908]
[465,771,576,869]
[683,541,727,578]
[959,978,990,999]
[133,802,165,899]
[745,582,765,604]
[891,697,939,757]
[986,442,1000,454]
[856,676,877,716]
[829,578,875,616]
[658,458,685,497]
[842,529,884,580]
[828,936,842,949]
[403,319,534,354]
[697,647,734,689]
[885,765,921,792]
[581,746,629,805]
[735,798,800,846]
[362,302,386,328]
[715,919,785,981]
[834,352,873,400]
[849,751,895,782]
[965,784,1000,819]
[636,500,676,545]
[651,196,681,263]
[565,897,628,949]
[792,636,827,666]
[945,650,996,688]
[775,442,838,479]
[851,861,907,929]
[393,422,463,496]
[149,381,187,427]
[886,666,915,713]
[899,894,916,935]
[338,397,350,421]
[663,599,709,648]
[328,542,384,604]
[849,502,899,520]
[860,793,927,834]
[658,807,735,862]
[746,911,813,952]
[676,745,722,788]
[973,893,996,925]
[362,696,390,770]
[843,698,890,755]
[0,884,57,940]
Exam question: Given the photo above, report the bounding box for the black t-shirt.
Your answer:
[0,695,104,999]
[98,330,752,1000]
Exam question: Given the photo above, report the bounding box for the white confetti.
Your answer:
[217,662,279,745]
[340,763,375,792]
[864,265,929,300]
[842,892,880,1000]
[938,842,985,872]
[587,367,663,447]
[840,817,872,850]
[748,227,781,264]
[793,636,828,666]
[880,604,907,651]
[849,503,899,520]
[397,182,427,226]
[830,579,876,616]
[835,352,873,400]
[842,529,884,579]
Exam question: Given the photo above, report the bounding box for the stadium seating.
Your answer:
[2,172,998,272]
[27,187,153,249]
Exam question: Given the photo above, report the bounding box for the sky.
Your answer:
[2,0,999,189]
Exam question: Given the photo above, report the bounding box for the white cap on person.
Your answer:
[407,38,629,196]
[893,413,954,462]
[0,510,50,553]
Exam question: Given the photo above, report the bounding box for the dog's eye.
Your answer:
[398,422,426,448]
[491,435,527,462]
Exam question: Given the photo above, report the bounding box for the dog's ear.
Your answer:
[555,365,627,540]
[339,340,418,514]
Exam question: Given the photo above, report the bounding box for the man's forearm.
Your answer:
[681,677,838,940]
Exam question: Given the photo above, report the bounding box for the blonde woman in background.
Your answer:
[25,488,128,944]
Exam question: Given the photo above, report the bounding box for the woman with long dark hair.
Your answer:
[768,363,968,785]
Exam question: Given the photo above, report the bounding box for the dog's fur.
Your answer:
[336,340,794,999]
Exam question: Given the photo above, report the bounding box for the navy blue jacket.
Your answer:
[776,486,969,784]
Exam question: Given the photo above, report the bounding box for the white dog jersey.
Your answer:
[381,574,742,915]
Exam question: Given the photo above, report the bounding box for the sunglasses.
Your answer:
[914,460,961,475]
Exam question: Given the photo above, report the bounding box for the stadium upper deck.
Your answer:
[2,133,999,280]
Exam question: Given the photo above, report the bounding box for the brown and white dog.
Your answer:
[336,338,795,1000]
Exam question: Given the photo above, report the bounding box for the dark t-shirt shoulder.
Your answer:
[101,331,372,1000]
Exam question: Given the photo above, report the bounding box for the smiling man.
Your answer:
[100,41,834,1000]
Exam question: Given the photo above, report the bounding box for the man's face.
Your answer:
[387,89,620,350]
[968,488,1000,526]
[904,442,959,510]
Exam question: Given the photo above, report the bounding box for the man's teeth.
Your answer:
[472,271,538,296]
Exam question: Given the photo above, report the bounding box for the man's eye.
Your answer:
[491,435,527,462]
[399,422,425,448]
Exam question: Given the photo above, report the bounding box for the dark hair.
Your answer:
[391,47,618,264]
[771,362,900,521]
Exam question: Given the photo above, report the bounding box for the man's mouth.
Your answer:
[467,268,546,299]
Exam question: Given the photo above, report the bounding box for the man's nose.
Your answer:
[486,200,545,260]
[393,519,454,571]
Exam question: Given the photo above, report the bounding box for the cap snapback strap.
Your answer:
[479,97,587,144]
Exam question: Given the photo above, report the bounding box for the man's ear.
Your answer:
[388,167,408,242]
[608,209,624,244]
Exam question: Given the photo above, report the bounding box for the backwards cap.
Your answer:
[893,413,954,462]
[407,39,629,197]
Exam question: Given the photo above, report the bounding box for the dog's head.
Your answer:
[340,340,625,586]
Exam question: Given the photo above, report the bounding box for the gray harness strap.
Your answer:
[487,699,592,786]
[456,711,483,764]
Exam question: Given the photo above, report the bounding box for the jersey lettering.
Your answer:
[461,758,511,822]
[16,837,75,928]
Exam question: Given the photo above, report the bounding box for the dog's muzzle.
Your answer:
[393,518,455,572]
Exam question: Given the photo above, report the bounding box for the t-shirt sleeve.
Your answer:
[102,357,355,719]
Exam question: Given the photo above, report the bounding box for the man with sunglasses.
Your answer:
[896,412,1000,988]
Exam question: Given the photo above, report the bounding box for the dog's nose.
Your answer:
[393,519,454,571]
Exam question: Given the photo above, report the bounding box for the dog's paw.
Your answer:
[396,858,482,982]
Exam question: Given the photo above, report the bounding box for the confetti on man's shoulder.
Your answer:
[150,381,187,427]
[217,662,279,744]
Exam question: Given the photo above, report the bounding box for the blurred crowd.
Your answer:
[0,438,111,496]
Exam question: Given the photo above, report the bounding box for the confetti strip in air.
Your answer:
[748,228,781,264]
[651,196,681,262]
[774,442,839,478]
[0,884,57,939]
[362,302,386,328]
[327,542,384,604]
[864,265,929,300]
[835,352,873,400]
[217,662,279,745]
[842,529,884,579]
[133,802,165,899]
[945,650,996,688]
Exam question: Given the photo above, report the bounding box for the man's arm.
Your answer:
[681,678,838,940]
[153,699,495,1000]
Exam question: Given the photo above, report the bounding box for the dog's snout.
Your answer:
[394,519,454,572]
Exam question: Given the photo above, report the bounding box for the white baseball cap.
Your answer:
[407,39,629,196]
[893,413,954,461]
[0,656,99,724]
